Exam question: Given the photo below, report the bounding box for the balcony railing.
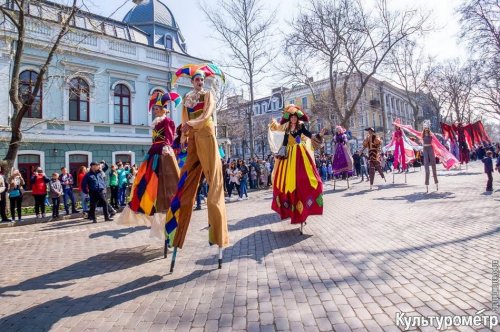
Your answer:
[370,99,381,108]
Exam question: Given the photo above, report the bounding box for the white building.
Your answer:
[0,0,206,188]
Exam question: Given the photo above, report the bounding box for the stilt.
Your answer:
[346,172,350,188]
[170,247,177,273]
[333,178,336,191]
[300,223,304,235]
[436,183,439,191]
[164,239,168,258]
[392,172,395,184]
[218,247,223,269]
[404,171,407,184]
[426,185,428,193]
[466,163,468,171]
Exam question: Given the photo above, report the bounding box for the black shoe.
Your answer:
[72,210,80,214]
[194,206,202,211]
[92,219,97,223]
[105,218,114,222]
[66,211,70,215]
[1,219,11,222]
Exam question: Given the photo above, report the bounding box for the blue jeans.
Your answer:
[239,178,248,198]
[360,166,369,180]
[80,191,89,212]
[118,186,127,206]
[63,188,77,213]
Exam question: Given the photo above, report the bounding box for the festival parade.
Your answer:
[0,0,499,331]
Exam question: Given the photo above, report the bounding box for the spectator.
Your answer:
[116,162,129,206]
[9,169,25,222]
[59,167,79,215]
[0,166,10,222]
[31,167,50,218]
[226,161,240,201]
[320,163,327,182]
[360,153,369,182]
[77,166,89,217]
[250,166,257,189]
[109,164,119,209]
[238,160,249,200]
[482,151,494,192]
[82,161,112,223]
[352,151,361,177]
[49,172,63,219]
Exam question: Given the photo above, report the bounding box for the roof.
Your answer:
[123,0,177,29]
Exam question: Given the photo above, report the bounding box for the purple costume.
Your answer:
[332,133,354,176]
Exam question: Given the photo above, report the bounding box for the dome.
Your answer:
[123,0,178,29]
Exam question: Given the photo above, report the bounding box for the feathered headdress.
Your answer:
[280,104,309,125]
[149,91,182,112]
[172,63,226,86]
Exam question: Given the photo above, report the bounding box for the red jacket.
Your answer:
[31,173,49,195]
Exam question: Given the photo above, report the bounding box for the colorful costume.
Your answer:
[165,64,228,253]
[440,121,491,165]
[362,128,386,187]
[117,92,181,240]
[269,105,323,224]
[397,122,458,171]
[384,119,416,170]
[332,126,354,177]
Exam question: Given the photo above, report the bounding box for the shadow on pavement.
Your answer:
[89,226,148,239]
[0,246,161,297]
[0,269,212,331]
[196,228,311,266]
[442,171,482,177]
[40,218,90,231]
[228,213,280,231]
[373,191,455,203]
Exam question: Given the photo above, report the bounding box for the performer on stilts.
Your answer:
[385,119,415,184]
[398,121,459,191]
[391,122,407,172]
[116,91,181,247]
[268,104,324,235]
[332,125,354,189]
[165,64,228,272]
[421,121,439,192]
[362,127,386,189]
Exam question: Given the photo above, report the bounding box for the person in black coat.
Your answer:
[0,167,10,222]
[482,151,494,192]
[82,161,112,223]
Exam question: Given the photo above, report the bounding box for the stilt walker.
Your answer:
[331,126,354,190]
[362,127,386,189]
[116,91,181,254]
[268,105,325,235]
[421,121,439,192]
[384,119,416,184]
[399,121,459,190]
[165,63,229,272]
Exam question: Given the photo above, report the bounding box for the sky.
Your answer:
[59,0,466,98]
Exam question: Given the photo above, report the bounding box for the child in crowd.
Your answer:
[482,150,494,192]
[49,172,63,219]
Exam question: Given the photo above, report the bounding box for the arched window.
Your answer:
[114,84,131,124]
[69,77,89,122]
[19,70,42,118]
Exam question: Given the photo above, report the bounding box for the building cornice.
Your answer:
[106,69,139,80]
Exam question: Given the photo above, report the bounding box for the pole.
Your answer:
[170,247,177,273]
[218,247,223,269]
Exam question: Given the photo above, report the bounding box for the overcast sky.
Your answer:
[61,0,466,97]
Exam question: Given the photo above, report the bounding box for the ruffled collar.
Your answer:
[151,115,167,128]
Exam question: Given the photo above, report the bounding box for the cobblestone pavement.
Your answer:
[0,161,499,332]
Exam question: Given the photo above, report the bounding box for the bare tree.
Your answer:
[458,0,500,119]
[387,38,435,128]
[202,0,276,158]
[429,60,481,123]
[0,0,78,174]
[283,0,430,130]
